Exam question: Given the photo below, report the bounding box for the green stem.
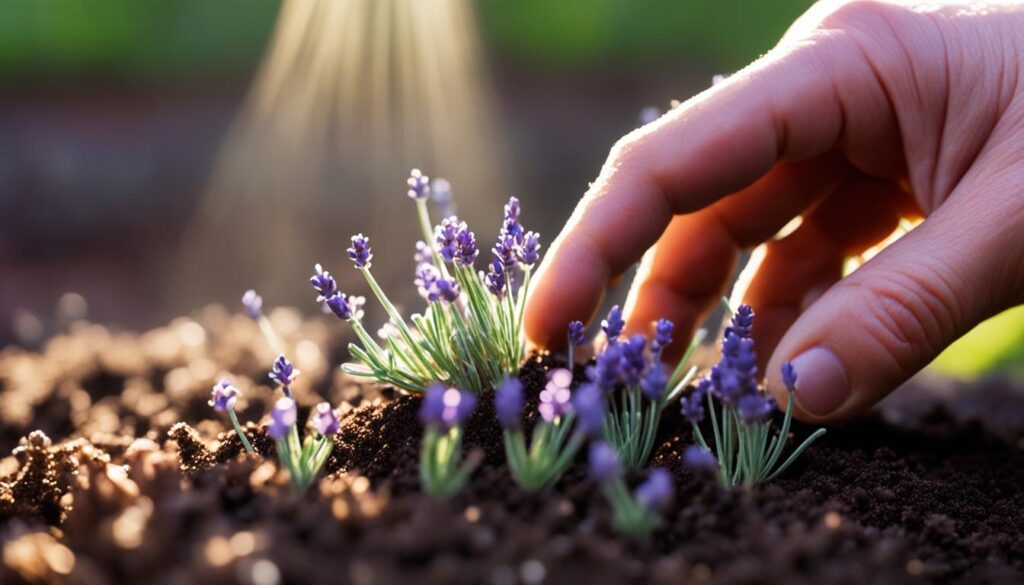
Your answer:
[228,410,254,453]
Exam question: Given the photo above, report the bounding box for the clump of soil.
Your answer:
[2,310,1024,584]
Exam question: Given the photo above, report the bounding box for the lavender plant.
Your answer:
[579,307,704,470]
[314,169,540,394]
[496,370,597,491]
[209,380,254,453]
[419,383,481,496]
[680,303,826,486]
[241,289,285,356]
[589,441,673,538]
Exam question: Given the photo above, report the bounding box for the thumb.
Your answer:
[765,164,1024,423]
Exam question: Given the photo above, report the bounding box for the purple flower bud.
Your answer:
[683,445,718,473]
[415,264,440,300]
[651,319,673,356]
[407,168,430,200]
[634,468,673,510]
[414,241,433,266]
[620,334,648,386]
[269,355,300,387]
[590,343,624,391]
[347,234,372,269]
[601,305,625,342]
[431,178,454,217]
[268,397,297,440]
[454,227,478,266]
[781,361,797,392]
[737,393,775,425]
[241,290,263,320]
[209,380,239,411]
[588,441,621,483]
[492,233,518,270]
[681,378,709,423]
[518,231,541,267]
[431,278,461,304]
[494,377,523,429]
[309,264,337,302]
[435,216,463,263]
[571,383,605,438]
[326,292,364,321]
[640,362,668,401]
[539,368,573,422]
[420,383,477,430]
[567,320,586,346]
[311,402,340,435]
[485,259,506,298]
[725,304,754,339]
[504,196,521,224]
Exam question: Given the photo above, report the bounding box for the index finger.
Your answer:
[525,38,872,347]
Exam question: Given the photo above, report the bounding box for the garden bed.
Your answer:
[2,310,1024,584]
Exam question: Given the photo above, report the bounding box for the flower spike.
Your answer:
[407,168,430,200]
[347,234,372,269]
[241,290,263,320]
[309,264,337,302]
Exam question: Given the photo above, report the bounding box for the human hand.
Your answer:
[525,0,1024,423]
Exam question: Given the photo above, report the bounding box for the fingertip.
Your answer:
[524,242,609,349]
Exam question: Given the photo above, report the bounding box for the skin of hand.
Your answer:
[524,0,1024,424]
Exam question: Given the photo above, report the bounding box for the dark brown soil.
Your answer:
[2,309,1024,584]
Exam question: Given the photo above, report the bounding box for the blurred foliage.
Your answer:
[479,0,814,70]
[0,0,279,82]
[930,306,1024,379]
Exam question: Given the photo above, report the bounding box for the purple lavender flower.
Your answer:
[567,321,586,346]
[494,377,524,429]
[682,445,718,473]
[435,216,463,263]
[431,178,454,217]
[420,383,477,430]
[415,264,441,300]
[326,292,363,321]
[501,197,524,244]
[601,305,625,342]
[640,362,668,401]
[414,240,433,266]
[589,343,624,391]
[737,393,775,425]
[725,304,755,339]
[651,319,673,356]
[781,361,797,392]
[588,441,621,483]
[492,233,518,270]
[539,368,573,422]
[518,231,541,267]
[620,334,647,385]
[311,402,340,435]
[431,278,461,304]
[454,227,479,266]
[347,234,372,269]
[504,196,521,224]
[241,289,263,320]
[571,383,605,438]
[407,168,430,200]
[209,380,239,411]
[269,355,300,387]
[309,264,337,302]
[681,378,709,423]
[268,397,297,440]
[634,468,673,510]
[485,259,506,298]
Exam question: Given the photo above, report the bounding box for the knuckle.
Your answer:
[844,266,962,371]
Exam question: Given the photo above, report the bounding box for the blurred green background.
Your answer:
[0,0,1020,380]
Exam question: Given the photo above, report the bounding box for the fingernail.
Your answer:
[789,347,849,416]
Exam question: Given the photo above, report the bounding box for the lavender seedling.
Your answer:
[317,169,542,393]
[589,441,672,538]
[582,307,704,470]
[497,370,592,491]
[267,396,341,494]
[209,380,254,453]
[420,383,481,496]
[242,289,286,356]
[682,303,826,486]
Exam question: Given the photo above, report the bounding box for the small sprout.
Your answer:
[684,302,826,487]
[419,384,480,497]
[501,370,585,491]
[209,380,253,453]
[268,397,338,493]
[589,441,671,538]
